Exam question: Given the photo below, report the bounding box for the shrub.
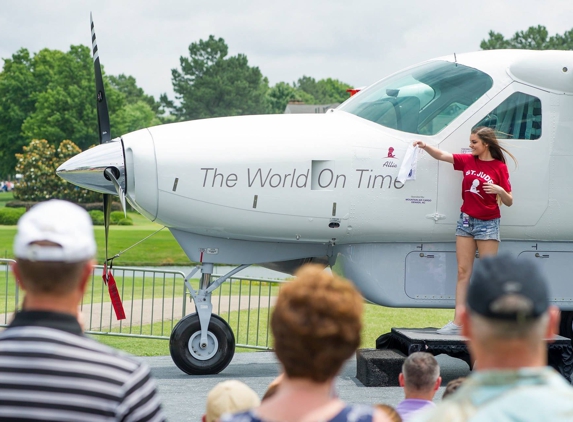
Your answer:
[89,210,105,226]
[83,202,122,212]
[117,218,133,226]
[6,201,36,210]
[111,211,133,226]
[110,211,125,224]
[89,210,132,226]
[0,208,26,225]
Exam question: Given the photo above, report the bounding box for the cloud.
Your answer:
[0,0,572,100]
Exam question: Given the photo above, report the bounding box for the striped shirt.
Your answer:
[0,311,166,422]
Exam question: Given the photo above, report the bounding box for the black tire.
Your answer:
[169,313,235,375]
[559,310,573,344]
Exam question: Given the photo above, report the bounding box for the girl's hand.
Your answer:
[483,182,503,195]
[413,140,426,148]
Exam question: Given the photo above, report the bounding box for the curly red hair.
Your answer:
[271,264,363,382]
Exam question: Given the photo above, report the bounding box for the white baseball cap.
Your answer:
[14,200,97,262]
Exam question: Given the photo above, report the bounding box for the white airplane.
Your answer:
[57,16,573,375]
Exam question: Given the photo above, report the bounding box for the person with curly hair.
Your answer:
[221,265,390,422]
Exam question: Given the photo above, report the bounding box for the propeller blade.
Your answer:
[90,12,111,144]
[104,167,127,217]
[91,14,126,321]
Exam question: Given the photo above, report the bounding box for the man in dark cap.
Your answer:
[416,253,573,421]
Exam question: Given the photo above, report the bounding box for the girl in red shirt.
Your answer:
[413,127,515,335]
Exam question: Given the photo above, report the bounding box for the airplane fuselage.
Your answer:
[58,49,573,309]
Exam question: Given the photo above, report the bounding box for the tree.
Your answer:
[13,140,57,202]
[0,49,39,177]
[109,74,163,115]
[166,35,270,120]
[13,139,99,203]
[112,101,163,135]
[296,76,352,104]
[266,77,352,114]
[481,25,573,50]
[19,45,126,151]
[266,82,315,114]
[0,46,163,178]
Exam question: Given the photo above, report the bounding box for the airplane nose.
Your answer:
[56,139,126,195]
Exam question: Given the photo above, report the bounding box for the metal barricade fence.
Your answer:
[0,259,18,326]
[0,261,283,351]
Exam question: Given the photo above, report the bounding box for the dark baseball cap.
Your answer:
[467,254,549,321]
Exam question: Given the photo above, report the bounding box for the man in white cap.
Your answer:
[0,200,165,421]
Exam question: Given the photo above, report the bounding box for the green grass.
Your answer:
[0,192,14,209]
[90,303,453,356]
[0,211,192,265]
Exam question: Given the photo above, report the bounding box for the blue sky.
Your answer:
[1,0,572,101]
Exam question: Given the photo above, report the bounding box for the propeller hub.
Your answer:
[56,139,126,196]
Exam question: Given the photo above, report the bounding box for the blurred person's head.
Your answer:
[203,380,260,422]
[271,264,363,383]
[12,200,96,311]
[399,352,441,399]
[462,254,560,369]
[375,404,402,422]
[441,377,466,400]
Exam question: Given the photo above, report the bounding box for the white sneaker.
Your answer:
[436,321,462,335]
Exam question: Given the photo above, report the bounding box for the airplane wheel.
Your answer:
[559,310,573,344]
[170,313,235,375]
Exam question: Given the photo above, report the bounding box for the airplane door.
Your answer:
[435,84,552,228]
[349,143,439,240]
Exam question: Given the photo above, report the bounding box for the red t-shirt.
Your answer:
[453,154,511,220]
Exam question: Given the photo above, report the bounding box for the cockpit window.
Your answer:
[339,61,493,135]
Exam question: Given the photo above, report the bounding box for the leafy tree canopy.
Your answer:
[481,25,573,50]
[296,76,352,104]
[266,82,315,114]
[164,35,270,120]
[266,77,352,114]
[0,46,162,177]
[109,74,163,115]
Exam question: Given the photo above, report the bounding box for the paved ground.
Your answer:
[141,351,472,422]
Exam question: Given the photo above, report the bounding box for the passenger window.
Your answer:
[473,92,541,140]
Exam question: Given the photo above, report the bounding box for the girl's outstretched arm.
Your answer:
[413,140,454,164]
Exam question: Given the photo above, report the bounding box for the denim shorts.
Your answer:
[455,212,500,241]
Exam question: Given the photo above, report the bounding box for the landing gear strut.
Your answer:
[169,263,249,375]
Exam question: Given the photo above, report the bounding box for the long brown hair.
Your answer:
[472,126,517,166]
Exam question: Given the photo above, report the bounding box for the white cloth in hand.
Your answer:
[397,144,420,183]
